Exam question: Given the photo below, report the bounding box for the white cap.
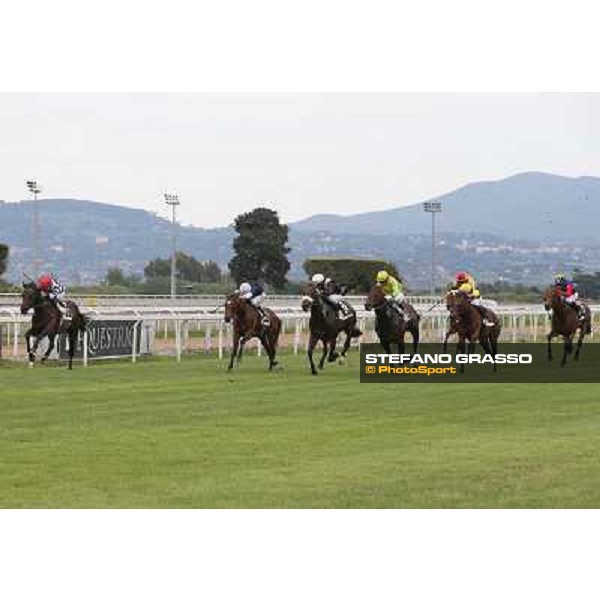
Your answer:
[239,282,251,294]
[311,273,325,284]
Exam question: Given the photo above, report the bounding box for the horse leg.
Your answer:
[457,336,467,373]
[561,335,573,368]
[479,335,495,372]
[398,332,406,356]
[267,322,280,370]
[258,334,277,371]
[411,324,420,354]
[67,329,78,370]
[307,334,320,375]
[547,331,555,361]
[340,330,352,358]
[574,329,585,361]
[42,333,56,363]
[237,337,248,364]
[25,329,36,366]
[228,332,240,371]
[327,337,339,363]
[319,340,329,369]
[442,329,453,353]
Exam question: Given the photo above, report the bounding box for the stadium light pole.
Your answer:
[164,193,180,299]
[423,200,442,297]
[26,180,42,273]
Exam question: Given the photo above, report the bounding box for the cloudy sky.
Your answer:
[1,93,598,227]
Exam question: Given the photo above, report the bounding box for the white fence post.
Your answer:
[83,329,89,367]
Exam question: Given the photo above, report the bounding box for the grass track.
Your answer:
[1,353,600,508]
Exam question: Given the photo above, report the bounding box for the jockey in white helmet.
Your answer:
[238,281,270,326]
[311,273,352,319]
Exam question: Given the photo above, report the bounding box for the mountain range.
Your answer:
[1,172,599,288]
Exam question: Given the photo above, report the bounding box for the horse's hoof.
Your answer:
[311,371,319,376]
[338,356,346,365]
[28,362,34,369]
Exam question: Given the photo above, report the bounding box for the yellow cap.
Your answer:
[376,271,389,282]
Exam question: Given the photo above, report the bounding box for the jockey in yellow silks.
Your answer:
[453,272,480,298]
[451,272,494,327]
[376,270,404,316]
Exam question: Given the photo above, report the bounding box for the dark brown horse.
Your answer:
[446,290,501,372]
[301,282,362,375]
[364,285,420,353]
[20,282,87,370]
[543,286,592,366]
[224,292,281,371]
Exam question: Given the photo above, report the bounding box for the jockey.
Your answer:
[452,271,495,327]
[36,274,67,316]
[375,270,404,316]
[554,273,585,322]
[238,281,270,326]
[311,273,352,318]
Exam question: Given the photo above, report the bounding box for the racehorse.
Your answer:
[543,286,592,366]
[20,282,87,370]
[446,290,501,372]
[224,292,281,371]
[301,282,362,375]
[364,284,420,354]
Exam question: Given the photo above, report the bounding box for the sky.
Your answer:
[0,93,598,228]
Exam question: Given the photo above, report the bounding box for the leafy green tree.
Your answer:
[0,244,8,279]
[105,267,129,287]
[228,208,290,288]
[303,257,401,292]
[144,253,222,283]
[573,269,600,300]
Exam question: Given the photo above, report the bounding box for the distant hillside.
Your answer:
[0,199,234,284]
[1,172,600,287]
[293,172,600,242]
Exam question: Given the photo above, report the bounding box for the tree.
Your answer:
[303,257,401,292]
[228,208,290,288]
[0,244,8,279]
[105,267,130,287]
[144,253,222,283]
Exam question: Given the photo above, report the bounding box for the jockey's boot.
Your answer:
[338,301,353,320]
[393,301,405,319]
[476,305,494,327]
[256,306,270,327]
[56,300,71,321]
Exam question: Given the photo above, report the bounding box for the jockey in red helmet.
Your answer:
[451,271,495,327]
[36,274,67,315]
[36,274,53,294]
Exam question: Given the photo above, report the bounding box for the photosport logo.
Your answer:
[359,343,600,383]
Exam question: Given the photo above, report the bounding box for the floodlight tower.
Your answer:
[26,180,42,272]
[423,200,443,297]
[164,193,180,298]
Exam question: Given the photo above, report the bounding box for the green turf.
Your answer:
[1,352,600,508]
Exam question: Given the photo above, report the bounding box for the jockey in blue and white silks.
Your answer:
[238,281,270,325]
